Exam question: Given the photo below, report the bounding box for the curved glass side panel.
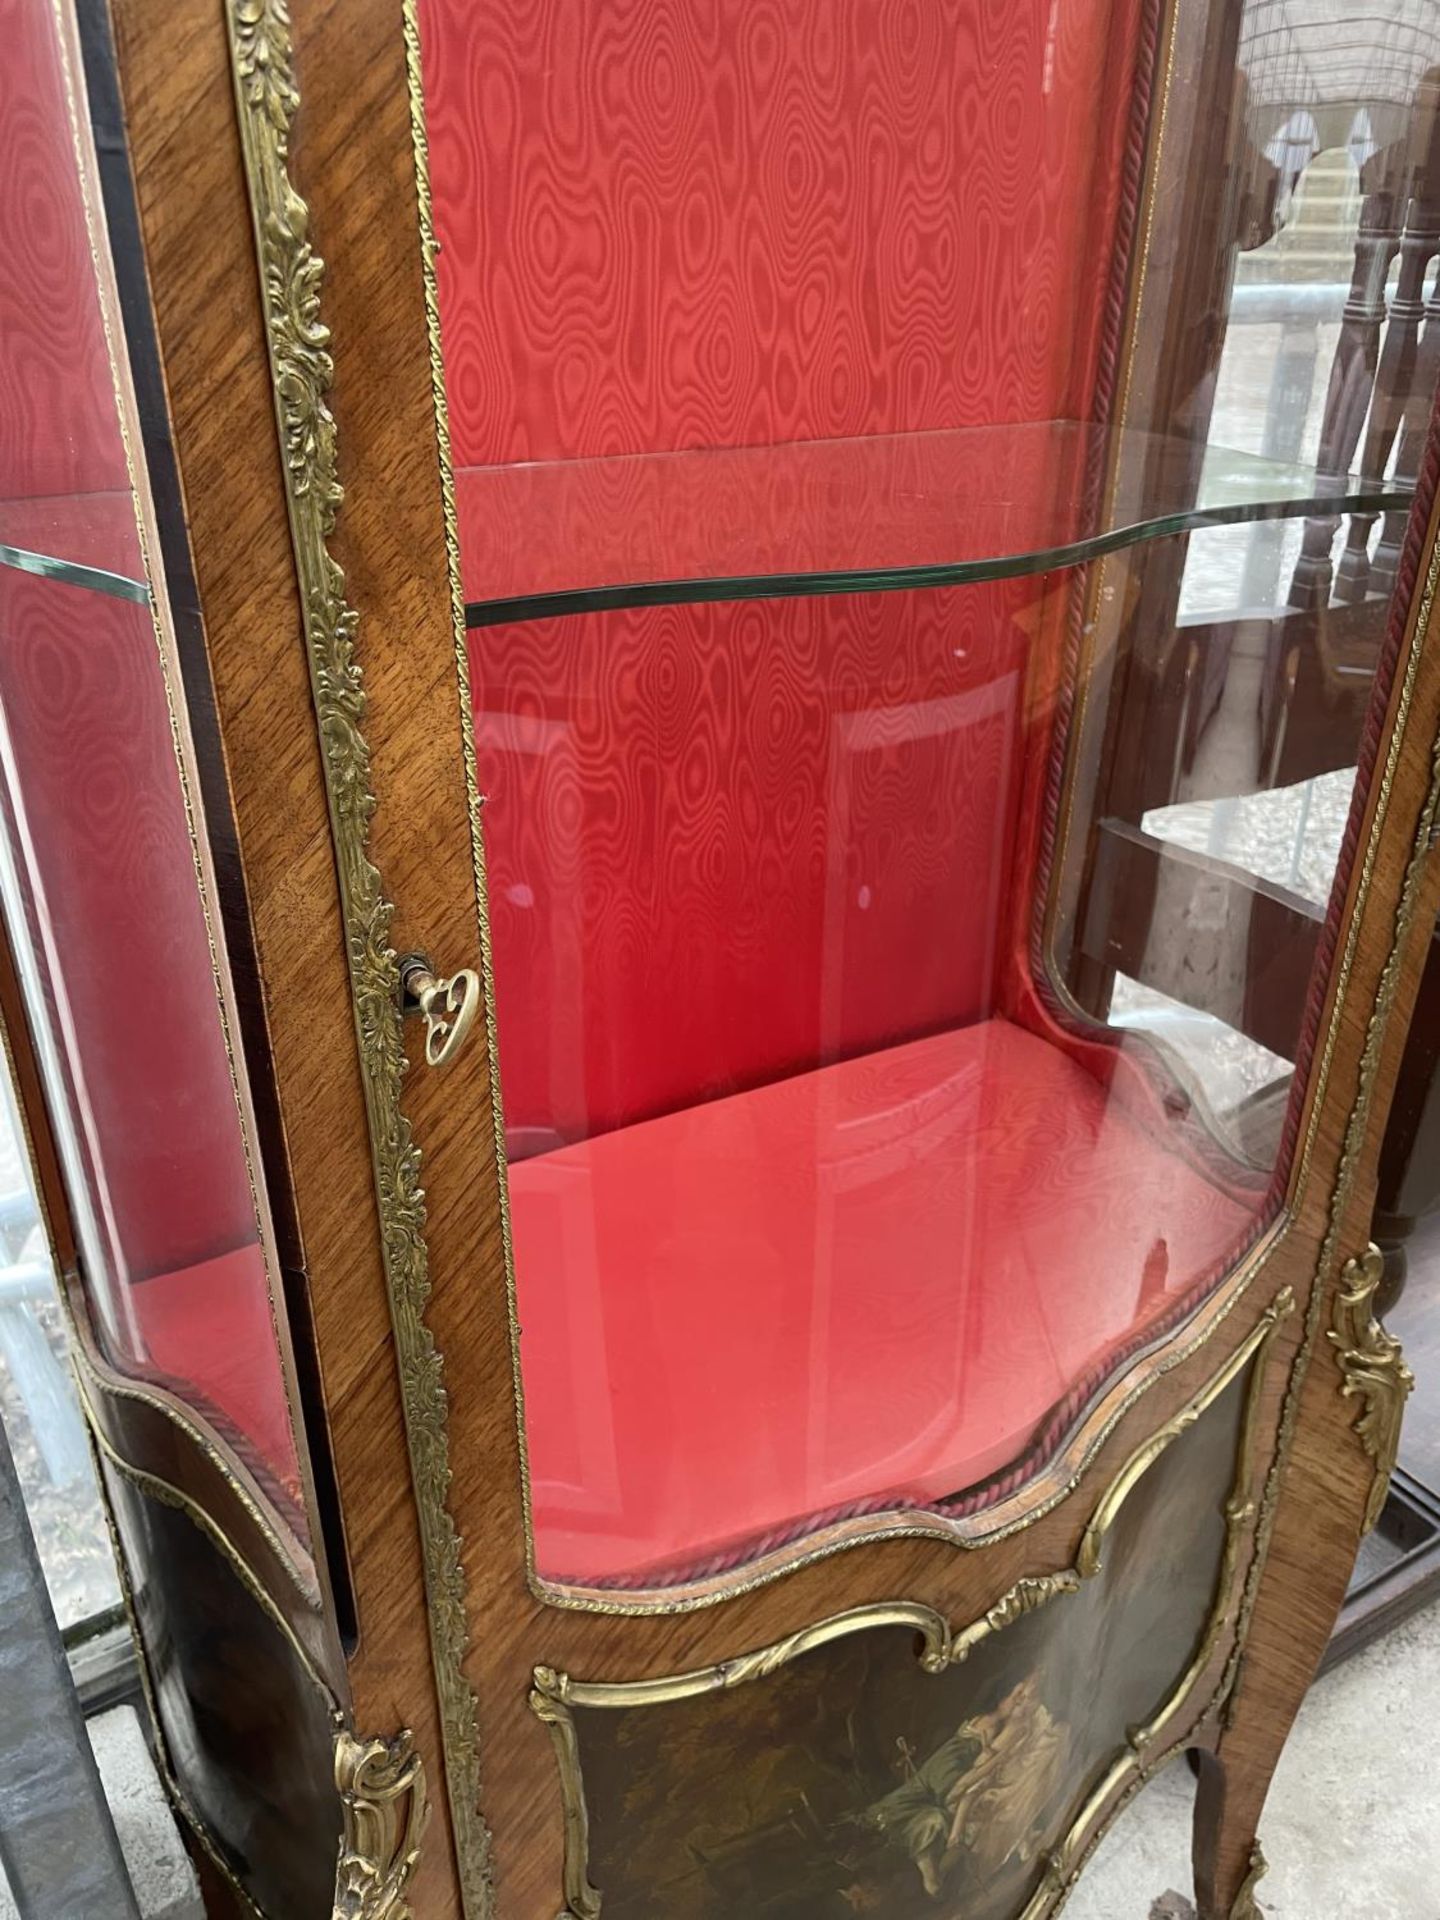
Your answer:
[417,0,1440,1586]
[0,0,310,1543]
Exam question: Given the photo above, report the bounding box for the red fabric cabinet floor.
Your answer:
[510,1016,1262,1583]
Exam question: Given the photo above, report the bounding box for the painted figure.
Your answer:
[869,1674,1072,1897]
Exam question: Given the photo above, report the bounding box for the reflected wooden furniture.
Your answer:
[1054,43,1440,1671]
[2,2,1440,1919]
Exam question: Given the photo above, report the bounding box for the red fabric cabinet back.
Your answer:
[421,0,1148,1141]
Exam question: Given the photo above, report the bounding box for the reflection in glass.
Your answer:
[0,1041,120,1630]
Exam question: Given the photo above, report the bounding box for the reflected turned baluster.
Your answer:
[1344,192,1440,599]
[1373,76,1440,597]
[1370,203,1440,599]
[1336,195,1439,602]
[1289,188,1400,610]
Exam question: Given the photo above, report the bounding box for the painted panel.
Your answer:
[533,1321,1282,1918]
[103,1470,339,1918]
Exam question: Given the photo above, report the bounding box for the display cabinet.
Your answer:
[2,0,1439,1915]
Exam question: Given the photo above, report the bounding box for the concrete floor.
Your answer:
[1066,1598,1440,1919]
[0,1707,200,1920]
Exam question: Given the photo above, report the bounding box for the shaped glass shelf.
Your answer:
[456,420,1409,627]
[2,425,1408,626]
[0,490,148,603]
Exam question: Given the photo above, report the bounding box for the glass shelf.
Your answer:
[457,420,1408,628]
[0,491,148,604]
[2,430,1405,625]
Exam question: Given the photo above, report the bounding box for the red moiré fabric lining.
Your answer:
[418,0,1136,467]
[0,0,131,506]
[131,1248,304,1514]
[475,583,1038,1148]
[0,567,305,1511]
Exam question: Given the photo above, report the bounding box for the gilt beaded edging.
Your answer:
[399,0,539,1601]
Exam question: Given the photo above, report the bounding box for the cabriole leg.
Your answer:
[1193,1250,1412,1917]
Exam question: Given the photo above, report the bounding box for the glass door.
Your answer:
[410,0,1440,1598]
